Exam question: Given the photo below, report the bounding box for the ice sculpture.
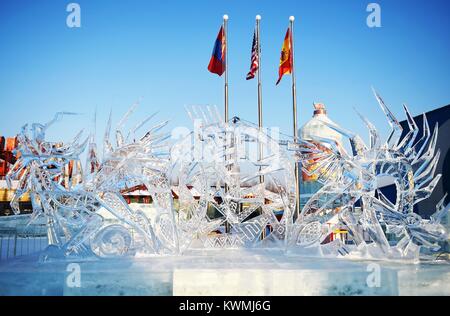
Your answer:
[288,89,449,261]
[4,90,449,262]
[171,106,295,250]
[7,104,179,259]
[85,103,179,257]
[6,112,98,259]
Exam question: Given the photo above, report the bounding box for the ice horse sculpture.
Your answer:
[288,90,449,261]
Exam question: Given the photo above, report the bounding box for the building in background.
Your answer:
[298,103,350,242]
[299,103,344,208]
[0,136,32,216]
[0,136,18,178]
[379,104,450,215]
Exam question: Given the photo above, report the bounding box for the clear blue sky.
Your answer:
[1,0,450,146]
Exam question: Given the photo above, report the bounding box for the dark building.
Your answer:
[380,104,450,218]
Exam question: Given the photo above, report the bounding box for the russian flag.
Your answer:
[208,26,226,76]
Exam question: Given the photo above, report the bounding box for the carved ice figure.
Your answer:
[86,103,179,257]
[5,92,448,262]
[7,103,179,259]
[289,90,449,261]
[6,112,101,259]
[171,106,296,250]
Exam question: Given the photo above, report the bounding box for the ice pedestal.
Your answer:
[2,249,448,295]
[64,270,172,296]
[173,268,398,295]
[397,265,450,295]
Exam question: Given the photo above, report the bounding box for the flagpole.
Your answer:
[256,15,263,185]
[223,14,229,123]
[256,14,266,239]
[223,14,230,234]
[290,16,301,219]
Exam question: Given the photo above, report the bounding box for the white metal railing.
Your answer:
[0,224,49,261]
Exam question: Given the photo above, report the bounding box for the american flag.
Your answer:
[246,30,259,80]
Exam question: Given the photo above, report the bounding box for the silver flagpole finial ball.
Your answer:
[289,16,295,21]
[256,15,261,20]
[223,14,229,20]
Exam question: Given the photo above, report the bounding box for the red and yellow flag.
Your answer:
[276,28,292,85]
